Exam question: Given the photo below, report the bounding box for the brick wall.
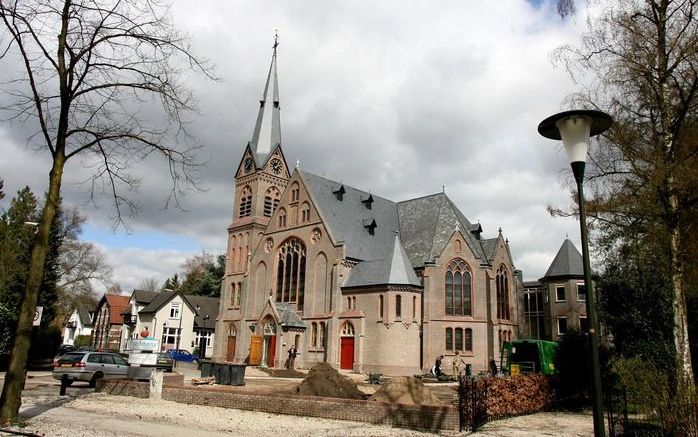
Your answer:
[163,385,459,432]
[97,378,459,431]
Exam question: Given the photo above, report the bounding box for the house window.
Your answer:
[194,330,213,348]
[238,186,252,218]
[577,283,586,301]
[169,303,180,319]
[300,202,311,223]
[465,328,473,352]
[379,295,384,319]
[557,317,568,335]
[445,328,453,351]
[395,295,402,319]
[278,208,287,227]
[555,285,566,302]
[162,327,180,347]
[263,186,281,217]
[455,327,463,351]
[445,259,472,316]
[275,238,306,305]
[580,316,589,333]
[496,266,510,320]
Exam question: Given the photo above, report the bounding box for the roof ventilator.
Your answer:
[361,194,374,210]
[471,223,482,240]
[333,184,345,201]
[363,218,377,235]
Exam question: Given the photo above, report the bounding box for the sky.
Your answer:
[0,0,602,293]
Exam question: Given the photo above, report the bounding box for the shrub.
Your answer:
[73,335,91,348]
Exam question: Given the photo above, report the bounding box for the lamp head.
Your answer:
[538,109,612,164]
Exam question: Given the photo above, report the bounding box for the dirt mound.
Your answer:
[368,376,443,406]
[295,363,364,400]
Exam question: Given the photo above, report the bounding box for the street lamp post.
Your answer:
[538,109,612,437]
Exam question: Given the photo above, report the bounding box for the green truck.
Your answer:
[500,340,558,376]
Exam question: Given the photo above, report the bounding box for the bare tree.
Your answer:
[0,0,213,422]
[554,0,698,383]
[138,276,160,293]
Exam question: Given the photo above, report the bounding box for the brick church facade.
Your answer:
[212,44,520,375]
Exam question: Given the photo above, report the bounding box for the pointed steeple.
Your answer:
[387,231,421,286]
[543,239,584,278]
[249,32,281,165]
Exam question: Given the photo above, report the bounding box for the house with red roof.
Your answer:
[92,293,130,351]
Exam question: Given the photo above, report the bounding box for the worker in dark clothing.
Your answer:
[489,357,498,377]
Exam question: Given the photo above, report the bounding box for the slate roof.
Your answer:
[479,238,498,263]
[132,289,159,305]
[397,193,487,267]
[300,171,399,261]
[186,295,219,330]
[344,234,421,288]
[138,290,178,314]
[104,294,130,324]
[542,239,584,279]
[249,51,281,167]
[275,302,306,329]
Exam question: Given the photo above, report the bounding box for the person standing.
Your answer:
[434,354,444,377]
[452,351,465,378]
[489,357,498,377]
[287,345,297,370]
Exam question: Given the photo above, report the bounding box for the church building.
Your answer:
[212,42,520,375]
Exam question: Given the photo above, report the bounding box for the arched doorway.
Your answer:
[226,324,237,362]
[340,322,355,370]
[261,318,277,367]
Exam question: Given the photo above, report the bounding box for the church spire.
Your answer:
[250,31,281,165]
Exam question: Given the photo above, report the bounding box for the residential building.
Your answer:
[92,293,130,351]
[212,43,520,375]
[518,239,587,341]
[122,289,218,358]
[61,307,93,346]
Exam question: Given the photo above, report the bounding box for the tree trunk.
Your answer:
[0,152,65,423]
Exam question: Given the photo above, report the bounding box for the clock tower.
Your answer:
[224,35,289,313]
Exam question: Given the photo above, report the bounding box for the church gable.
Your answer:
[235,145,258,179]
[264,170,322,235]
[261,145,290,179]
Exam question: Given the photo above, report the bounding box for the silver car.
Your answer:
[52,352,129,387]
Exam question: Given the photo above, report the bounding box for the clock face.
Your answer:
[270,158,282,175]
[244,157,254,173]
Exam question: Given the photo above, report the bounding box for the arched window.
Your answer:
[395,295,402,319]
[263,318,276,335]
[319,322,326,348]
[465,328,473,352]
[278,208,287,228]
[290,182,300,202]
[311,322,317,347]
[445,328,453,351]
[263,186,281,217]
[300,202,311,223]
[455,328,463,350]
[341,322,355,336]
[239,186,252,217]
[379,295,384,319]
[275,238,306,305]
[496,266,510,320]
[445,259,472,316]
[413,296,417,319]
[454,240,462,253]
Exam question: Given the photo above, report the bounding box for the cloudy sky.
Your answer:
[0,0,601,292]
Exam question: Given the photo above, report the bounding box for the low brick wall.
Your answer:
[97,378,459,431]
[163,385,459,432]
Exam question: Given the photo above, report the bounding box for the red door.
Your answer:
[340,337,354,370]
[267,335,277,367]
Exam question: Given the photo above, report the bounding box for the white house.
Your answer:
[62,307,93,346]
[123,289,218,358]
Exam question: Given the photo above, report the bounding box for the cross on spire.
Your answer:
[273,30,279,55]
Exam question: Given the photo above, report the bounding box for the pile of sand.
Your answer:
[295,363,365,400]
[368,376,443,406]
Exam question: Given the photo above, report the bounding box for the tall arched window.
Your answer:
[496,266,510,320]
[275,238,306,306]
[239,186,252,217]
[395,295,402,319]
[263,186,281,217]
[300,202,311,223]
[465,328,473,352]
[311,322,317,347]
[341,322,355,336]
[278,208,287,228]
[455,327,463,350]
[290,182,300,202]
[445,259,472,316]
[379,295,384,319]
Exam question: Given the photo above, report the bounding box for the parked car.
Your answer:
[156,353,174,372]
[52,352,130,387]
[167,349,198,363]
[56,344,75,357]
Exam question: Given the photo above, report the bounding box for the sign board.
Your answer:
[33,306,43,327]
[127,338,159,352]
[128,352,157,366]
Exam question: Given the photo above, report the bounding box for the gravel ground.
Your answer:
[9,393,454,437]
